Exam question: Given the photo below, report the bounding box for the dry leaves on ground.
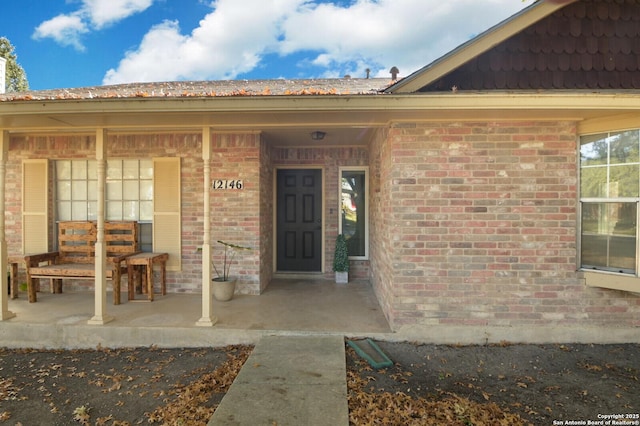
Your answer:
[346,342,639,426]
[3,341,638,425]
[346,347,530,426]
[0,345,251,426]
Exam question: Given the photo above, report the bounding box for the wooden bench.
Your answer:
[24,221,139,305]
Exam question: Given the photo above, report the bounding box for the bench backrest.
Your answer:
[104,221,139,261]
[58,221,138,264]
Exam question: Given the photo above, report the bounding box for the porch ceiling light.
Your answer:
[310,131,326,140]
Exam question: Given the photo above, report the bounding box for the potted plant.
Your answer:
[210,240,251,301]
[333,234,349,284]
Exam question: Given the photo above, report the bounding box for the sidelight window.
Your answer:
[339,167,368,259]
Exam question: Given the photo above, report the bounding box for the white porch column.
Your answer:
[88,129,113,325]
[197,127,217,326]
[0,130,15,320]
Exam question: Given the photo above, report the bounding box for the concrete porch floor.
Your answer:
[1,278,392,349]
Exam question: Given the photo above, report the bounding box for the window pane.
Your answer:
[610,165,639,197]
[72,181,87,199]
[71,160,87,179]
[581,202,636,273]
[139,223,153,252]
[57,161,71,180]
[140,181,153,200]
[87,160,97,180]
[341,170,366,257]
[107,201,123,220]
[123,181,139,200]
[106,181,122,199]
[123,160,138,179]
[580,167,607,198]
[140,160,153,179]
[58,201,71,221]
[580,133,608,166]
[87,181,98,201]
[87,202,97,220]
[71,201,87,220]
[609,130,639,165]
[123,201,138,220]
[57,181,71,200]
[107,160,122,179]
[140,201,153,221]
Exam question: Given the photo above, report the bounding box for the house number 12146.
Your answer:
[212,179,243,190]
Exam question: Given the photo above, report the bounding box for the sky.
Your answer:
[3,0,531,91]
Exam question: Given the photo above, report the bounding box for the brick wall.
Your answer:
[210,133,262,294]
[259,134,274,291]
[375,120,640,330]
[368,126,396,324]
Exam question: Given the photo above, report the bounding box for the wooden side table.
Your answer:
[7,255,23,299]
[126,252,169,301]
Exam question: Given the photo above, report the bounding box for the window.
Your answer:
[339,167,368,259]
[106,159,153,223]
[55,159,153,251]
[580,130,639,274]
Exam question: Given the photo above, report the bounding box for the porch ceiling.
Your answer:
[262,127,377,147]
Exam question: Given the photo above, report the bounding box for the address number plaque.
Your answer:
[212,179,244,190]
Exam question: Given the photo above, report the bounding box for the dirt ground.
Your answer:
[0,345,252,426]
[1,341,638,426]
[346,341,640,426]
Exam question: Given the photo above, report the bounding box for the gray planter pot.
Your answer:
[213,277,237,301]
[335,271,348,284]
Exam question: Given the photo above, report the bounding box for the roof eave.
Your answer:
[3,91,640,134]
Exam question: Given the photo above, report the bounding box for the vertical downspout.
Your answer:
[196,127,217,326]
[88,129,113,325]
[0,130,16,320]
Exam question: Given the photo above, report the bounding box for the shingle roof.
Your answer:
[419,0,640,91]
[0,78,392,102]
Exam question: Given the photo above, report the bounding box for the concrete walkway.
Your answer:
[209,335,349,426]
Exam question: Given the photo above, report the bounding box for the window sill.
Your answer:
[348,256,368,261]
[583,270,640,294]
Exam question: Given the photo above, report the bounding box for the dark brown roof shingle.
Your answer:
[420,0,640,91]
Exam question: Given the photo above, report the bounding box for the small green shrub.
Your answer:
[333,234,349,272]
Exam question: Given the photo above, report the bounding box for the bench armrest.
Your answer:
[24,252,60,266]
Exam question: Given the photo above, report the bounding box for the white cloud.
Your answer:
[104,0,303,84]
[279,0,527,80]
[84,0,154,29]
[32,14,89,51]
[103,0,529,85]
[32,0,155,51]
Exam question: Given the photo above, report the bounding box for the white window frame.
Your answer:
[55,159,153,221]
[579,128,640,293]
[338,166,369,260]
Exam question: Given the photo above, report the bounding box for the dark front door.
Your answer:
[277,169,322,272]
